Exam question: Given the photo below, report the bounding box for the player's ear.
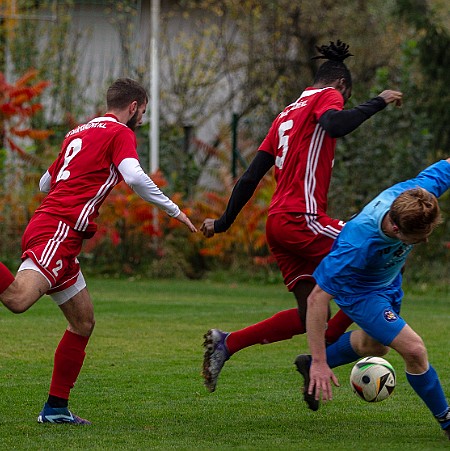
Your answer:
[129,101,138,114]
[389,220,401,235]
[335,78,351,102]
[336,78,347,90]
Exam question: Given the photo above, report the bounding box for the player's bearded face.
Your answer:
[127,110,139,131]
[127,102,146,131]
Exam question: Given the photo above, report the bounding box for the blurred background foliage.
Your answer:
[0,0,448,288]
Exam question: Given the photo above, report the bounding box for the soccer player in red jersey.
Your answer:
[201,41,403,397]
[0,78,197,424]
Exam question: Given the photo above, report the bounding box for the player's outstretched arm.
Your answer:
[201,151,275,238]
[306,285,340,402]
[319,89,403,138]
[175,211,197,233]
[118,158,197,233]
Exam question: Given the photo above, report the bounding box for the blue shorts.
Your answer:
[335,286,406,346]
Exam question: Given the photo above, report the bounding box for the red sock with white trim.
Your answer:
[0,262,15,294]
[226,308,305,355]
[48,330,89,402]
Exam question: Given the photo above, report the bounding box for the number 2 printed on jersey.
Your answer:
[56,138,83,182]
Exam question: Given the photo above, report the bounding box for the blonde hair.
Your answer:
[389,187,442,237]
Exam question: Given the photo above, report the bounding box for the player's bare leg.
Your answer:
[0,269,50,313]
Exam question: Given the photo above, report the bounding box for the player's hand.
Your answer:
[378,90,403,107]
[175,211,197,233]
[200,218,216,238]
[308,361,340,403]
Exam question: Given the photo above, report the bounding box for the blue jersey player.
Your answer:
[296,158,450,439]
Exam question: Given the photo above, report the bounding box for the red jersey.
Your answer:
[35,114,138,235]
[259,87,344,215]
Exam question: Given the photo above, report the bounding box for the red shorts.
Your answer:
[266,212,345,291]
[21,213,84,294]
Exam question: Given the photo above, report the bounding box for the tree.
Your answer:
[157,0,411,200]
[0,69,51,264]
[0,69,50,164]
[7,0,90,131]
[394,0,450,158]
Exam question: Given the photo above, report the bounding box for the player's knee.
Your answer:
[367,342,389,357]
[356,340,389,357]
[87,318,96,334]
[402,339,427,363]
[72,317,95,336]
[2,295,32,314]
[82,318,95,336]
[350,330,389,357]
[0,275,45,313]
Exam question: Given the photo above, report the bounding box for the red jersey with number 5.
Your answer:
[35,114,138,235]
[259,87,344,216]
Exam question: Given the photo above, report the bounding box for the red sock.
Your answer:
[0,262,15,293]
[325,309,353,344]
[226,308,305,355]
[49,330,89,400]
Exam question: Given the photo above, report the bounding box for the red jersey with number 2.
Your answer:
[35,114,138,236]
[259,87,344,216]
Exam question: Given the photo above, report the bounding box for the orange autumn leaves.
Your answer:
[0,69,51,164]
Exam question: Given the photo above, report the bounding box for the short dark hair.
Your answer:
[106,78,148,110]
[312,40,353,87]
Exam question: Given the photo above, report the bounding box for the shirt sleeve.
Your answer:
[318,97,387,138]
[39,170,52,193]
[313,89,344,120]
[117,158,181,217]
[258,120,279,156]
[47,159,57,178]
[313,240,367,297]
[409,160,450,198]
[386,160,450,200]
[214,150,274,233]
[111,127,140,167]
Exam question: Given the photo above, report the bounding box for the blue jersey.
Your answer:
[314,160,450,303]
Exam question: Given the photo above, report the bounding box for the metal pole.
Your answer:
[149,0,160,174]
[149,0,161,245]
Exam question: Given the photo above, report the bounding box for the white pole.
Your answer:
[149,0,160,243]
[149,0,160,174]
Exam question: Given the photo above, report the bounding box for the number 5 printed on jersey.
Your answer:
[275,120,293,170]
[56,138,83,182]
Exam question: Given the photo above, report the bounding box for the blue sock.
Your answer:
[406,365,450,429]
[326,331,360,368]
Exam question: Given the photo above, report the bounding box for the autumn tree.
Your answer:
[0,70,51,263]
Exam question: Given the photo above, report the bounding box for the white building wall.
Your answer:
[63,1,236,143]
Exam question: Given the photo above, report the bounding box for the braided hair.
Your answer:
[312,40,353,87]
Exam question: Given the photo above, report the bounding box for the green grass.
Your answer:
[0,279,449,450]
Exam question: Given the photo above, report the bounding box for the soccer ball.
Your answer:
[350,357,396,402]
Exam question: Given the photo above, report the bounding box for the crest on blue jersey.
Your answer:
[383,309,398,322]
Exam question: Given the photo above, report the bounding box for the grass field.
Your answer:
[0,278,448,450]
